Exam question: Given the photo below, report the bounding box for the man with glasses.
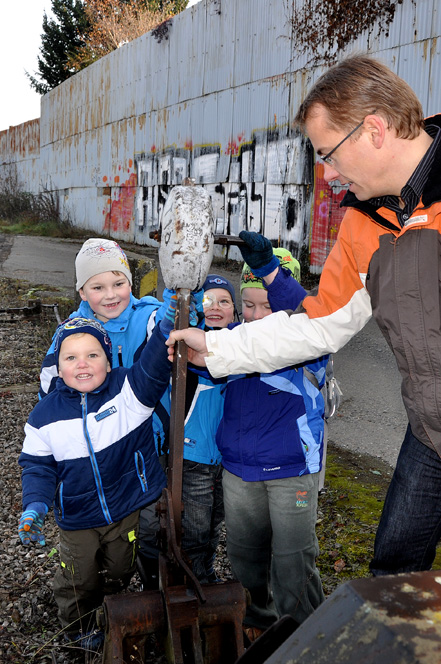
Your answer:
[167,54,441,578]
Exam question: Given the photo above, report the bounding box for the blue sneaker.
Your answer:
[64,629,105,650]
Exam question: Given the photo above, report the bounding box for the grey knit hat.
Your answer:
[75,238,132,290]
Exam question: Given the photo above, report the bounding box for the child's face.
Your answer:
[79,271,132,322]
[58,333,111,392]
[241,287,272,322]
[203,288,235,328]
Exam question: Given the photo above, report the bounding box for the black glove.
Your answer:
[238,231,280,277]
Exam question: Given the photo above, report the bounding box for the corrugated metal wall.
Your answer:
[1,0,440,270]
[0,119,40,191]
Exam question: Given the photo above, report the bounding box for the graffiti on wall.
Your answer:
[133,127,318,262]
[98,128,346,271]
[310,162,347,273]
[103,172,137,233]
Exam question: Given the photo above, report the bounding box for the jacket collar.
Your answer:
[55,371,111,397]
[73,294,139,333]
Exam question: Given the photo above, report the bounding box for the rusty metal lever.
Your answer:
[150,230,246,246]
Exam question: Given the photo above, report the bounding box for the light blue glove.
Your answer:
[160,288,202,332]
[190,289,204,327]
[18,502,48,546]
[159,293,178,337]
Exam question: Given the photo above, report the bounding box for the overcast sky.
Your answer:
[1,0,201,133]
[1,2,53,131]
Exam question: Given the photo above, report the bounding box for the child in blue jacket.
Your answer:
[180,274,237,582]
[138,274,237,584]
[217,235,327,639]
[39,237,171,453]
[38,237,178,588]
[18,310,175,649]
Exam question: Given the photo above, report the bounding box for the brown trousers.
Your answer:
[53,510,139,633]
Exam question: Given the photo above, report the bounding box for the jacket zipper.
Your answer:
[135,451,148,491]
[81,393,113,524]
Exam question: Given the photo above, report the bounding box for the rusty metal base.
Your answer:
[102,579,246,664]
[261,570,441,663]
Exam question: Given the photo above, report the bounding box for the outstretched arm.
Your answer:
[166,328,209,367]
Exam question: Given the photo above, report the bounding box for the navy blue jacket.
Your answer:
[217,268,328,481]
[20,325,170,531]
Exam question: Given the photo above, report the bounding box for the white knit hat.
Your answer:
[75,238,132,290]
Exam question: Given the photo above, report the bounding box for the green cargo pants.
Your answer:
[53,510,139,633]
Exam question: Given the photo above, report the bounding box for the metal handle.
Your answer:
[167,288,190,547]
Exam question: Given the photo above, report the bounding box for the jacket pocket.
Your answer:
[135,451,148,492]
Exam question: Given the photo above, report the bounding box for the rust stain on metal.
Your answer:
[0,120,40,160]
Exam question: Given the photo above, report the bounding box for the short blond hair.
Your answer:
[295,54,425,140]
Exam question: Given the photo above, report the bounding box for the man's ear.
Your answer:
[107,361,111,373]
[365,113,386,149]
[79,287,87,302]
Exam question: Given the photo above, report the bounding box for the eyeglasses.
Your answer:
[318,113,374,166]
[202,295,234,310]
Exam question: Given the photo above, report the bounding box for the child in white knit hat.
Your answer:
[40,238,161,392]
[74,237,133,318]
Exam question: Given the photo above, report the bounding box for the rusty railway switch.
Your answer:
[101,185,247,663]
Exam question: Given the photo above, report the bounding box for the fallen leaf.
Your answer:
[334,559,346,573]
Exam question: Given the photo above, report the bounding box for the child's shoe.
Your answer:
[64,628,105,651]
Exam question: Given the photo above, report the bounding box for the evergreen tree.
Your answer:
[28,0,188,95]
[27,0,91,95]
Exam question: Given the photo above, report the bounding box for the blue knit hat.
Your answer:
[202,274,236,306]
[53,317,113,367]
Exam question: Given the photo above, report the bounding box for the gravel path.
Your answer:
[0,283,233,664]
[0,312,71,663]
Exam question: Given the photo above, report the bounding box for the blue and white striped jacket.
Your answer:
[19,325,170,531]
[38,293,171,455]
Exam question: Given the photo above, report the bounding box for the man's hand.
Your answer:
[166,328,209,366]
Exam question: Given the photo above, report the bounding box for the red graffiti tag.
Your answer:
[103,172,137,233]
[310,162,346,271]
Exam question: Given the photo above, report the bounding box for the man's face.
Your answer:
[79,271,132,323]
[58,333,111,392]
[305,104,385,201]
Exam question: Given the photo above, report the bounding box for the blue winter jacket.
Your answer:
[183,375,225,466]
[216,267,328,481]
[155,290,225,466]
[39,293,170,454]
[20,324,170,531]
